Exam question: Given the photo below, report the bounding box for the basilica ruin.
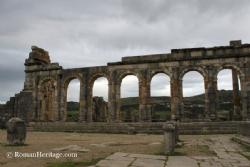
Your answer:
[1,40,250,123]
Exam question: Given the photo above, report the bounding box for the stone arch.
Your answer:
[38,77,57,121]
[38,76,57,89]
[181,70,206,120]
[88,73,110,91]
[150,71,171,121]
[216,64,243,121]
[179,66,208,81]
[61,74,83,121]
[63,74,83,90]
[88,72,110,122]
[149,69,171,83]
[118,72,140,122]
[117,71,141,85]
[216,64,244,80]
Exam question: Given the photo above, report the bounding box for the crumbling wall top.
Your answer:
[25,46,51,66]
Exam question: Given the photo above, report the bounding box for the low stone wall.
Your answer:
[28,121,240,135]
[238,122,250,137]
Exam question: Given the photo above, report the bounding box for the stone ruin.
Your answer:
[7,117,26,145]
[92,97,108,122]
[1,40,250,123]
[163,123,178,154]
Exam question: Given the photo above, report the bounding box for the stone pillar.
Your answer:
[204,70,217,120]
[7,117,26,145]
[108,82,116,122]
[62,88,67,121]
[232,69,241,120]
[57,79,62,121]
[79,81,87,122]
[59,82,68,122]
[86,85,93,122]
[115,83,121,122]
[139,72,151,122]
[108,79,121,122]
[241,76,250,121]
[163,123,176,154]
[170,71,183,121]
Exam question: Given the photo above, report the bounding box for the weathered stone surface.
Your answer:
[238,122,250,137]
[131,158,165,167]
[167,156,199,167]
[96,159,133,167]
[128,153,166,160]
[88,135,250,167]
[163,123,177,154]
[7,117,26,145]
[92,97,108,122]
[1,40,250,123]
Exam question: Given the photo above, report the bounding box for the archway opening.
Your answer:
[182,71,205,120]
[120,75,139,122]
[66,79,80,122]
[92,77,109,122]
[217,69,241,121]
[150,73,171,122]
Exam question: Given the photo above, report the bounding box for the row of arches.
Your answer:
[65,68,241,122]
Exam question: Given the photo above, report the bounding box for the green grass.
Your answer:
[66,111,79,122]
[3,143,29,147]
[47,158,103,167]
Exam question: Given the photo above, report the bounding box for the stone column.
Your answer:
[204,69,217,120]
[59,82,68,122]
[232,69,241,120]
[163,123,177,154]
[170,71,183,121]
[79,81,87,122]
[55,79,60,121]
[108,81,116,122]
[108,81,121,122]
[86,85,93,122]
[108,75,121,122]
[139,72,150,122]
[115,83,121,122]
[241,70,250,121]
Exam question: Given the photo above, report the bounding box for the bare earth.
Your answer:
[0,130,249,167]
[0,130,163,167]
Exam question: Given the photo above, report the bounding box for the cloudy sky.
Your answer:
[0,0,249,103]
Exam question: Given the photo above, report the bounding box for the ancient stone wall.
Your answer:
[2,40,250,123]
[238,122,250,137]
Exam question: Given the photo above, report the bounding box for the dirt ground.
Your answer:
[0,130,165,167]
[0,130,237,167]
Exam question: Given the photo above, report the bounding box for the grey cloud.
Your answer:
[0,0,249,102]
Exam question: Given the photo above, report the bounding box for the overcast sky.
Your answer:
[0,0,249,103]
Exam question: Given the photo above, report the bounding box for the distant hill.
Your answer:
[67,101,80,111]
[67,90,235,111]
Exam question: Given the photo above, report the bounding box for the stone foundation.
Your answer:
[28,121,240,135]
[238,121,250,137]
